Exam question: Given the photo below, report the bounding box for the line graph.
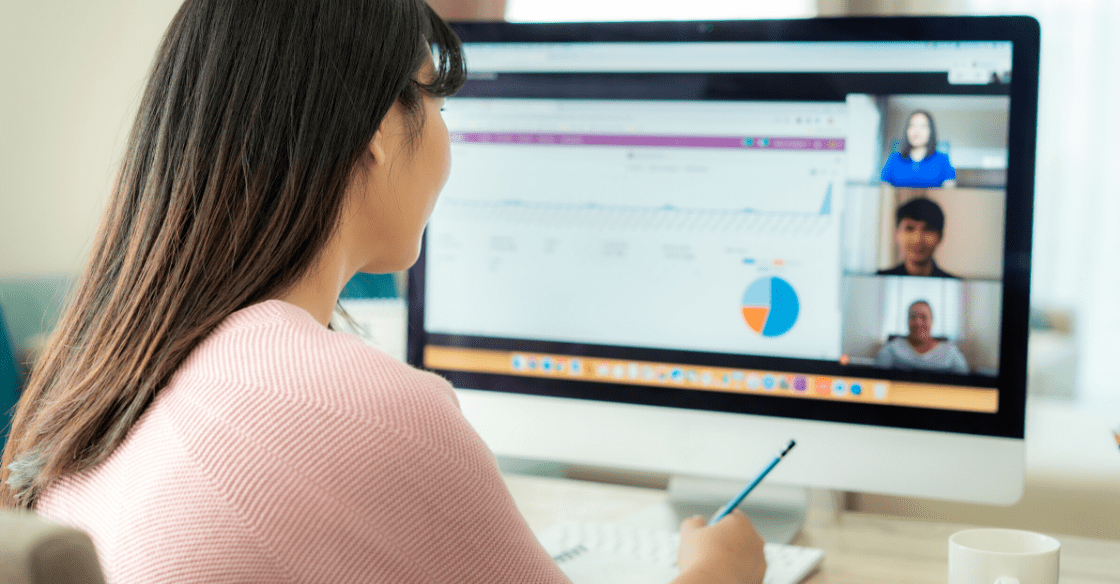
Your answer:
[432,185,836,237]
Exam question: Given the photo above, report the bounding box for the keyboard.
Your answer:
[538,520,824,584]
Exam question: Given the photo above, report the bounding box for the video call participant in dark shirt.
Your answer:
[877,197,959,279]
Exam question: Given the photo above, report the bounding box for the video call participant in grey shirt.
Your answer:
[874,300,969,374]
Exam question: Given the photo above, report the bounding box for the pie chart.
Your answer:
[741,277,800,337]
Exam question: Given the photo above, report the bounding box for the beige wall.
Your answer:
[426,0,507,20]
[0,1,187,277]
[885,96,1010,151]
[0,0,508,279]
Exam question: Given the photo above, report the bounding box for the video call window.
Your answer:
[842,276,1001,377]
[840,93,1008,379]
[880,96,1010,190]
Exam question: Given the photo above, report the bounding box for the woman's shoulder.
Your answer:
[171,299,458,423]
[933,340,966,358]
[929,150,953,165]
[888,337,929,360]
[37,301,496,584]
[880,152,905,180]
[188,299,432,375]
[885,336,911,350]
[153,299,471,487]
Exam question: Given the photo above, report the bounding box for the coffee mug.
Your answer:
[948,528,1060,584]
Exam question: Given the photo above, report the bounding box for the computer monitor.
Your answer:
[407,16,1040,533]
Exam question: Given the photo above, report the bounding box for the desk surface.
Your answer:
[504,474,1120,584]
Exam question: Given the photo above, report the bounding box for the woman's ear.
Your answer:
[368,127,387,165]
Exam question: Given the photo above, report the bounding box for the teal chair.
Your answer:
[1,304,23,450]
[339,272,398,299]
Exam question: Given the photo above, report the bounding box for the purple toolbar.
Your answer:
[450,132,845,151]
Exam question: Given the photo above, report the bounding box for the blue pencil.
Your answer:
[709,439,796,525]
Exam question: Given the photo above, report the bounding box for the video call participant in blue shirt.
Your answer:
[880,110,957,188]
[877,197,959,278]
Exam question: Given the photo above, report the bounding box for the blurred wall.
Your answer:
[0,0,179,368]
[427,0,507,20]
[818,0,967,14]
[0,0,183,276]
[0,0,506,279]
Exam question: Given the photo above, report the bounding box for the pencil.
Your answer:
[709,439,796,525]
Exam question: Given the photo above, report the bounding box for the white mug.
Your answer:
[948,528,1060,584]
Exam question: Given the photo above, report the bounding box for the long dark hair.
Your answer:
[899,109,938,160]
[1,0,465,510]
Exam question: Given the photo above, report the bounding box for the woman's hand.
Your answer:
[672,510,767,584]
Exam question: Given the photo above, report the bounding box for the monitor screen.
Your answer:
[408,17,1039,504]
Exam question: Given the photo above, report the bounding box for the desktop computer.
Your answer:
[407,16,1040,543]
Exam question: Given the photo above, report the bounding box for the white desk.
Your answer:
[504,473,1120,584]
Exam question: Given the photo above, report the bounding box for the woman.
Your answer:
[875,300,969,374]
[0,1,765,583]
[880,110,957,188]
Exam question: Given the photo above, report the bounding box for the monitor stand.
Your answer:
[617,475,809,544]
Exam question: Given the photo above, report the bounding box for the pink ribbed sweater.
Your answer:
[36,300,569,584]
